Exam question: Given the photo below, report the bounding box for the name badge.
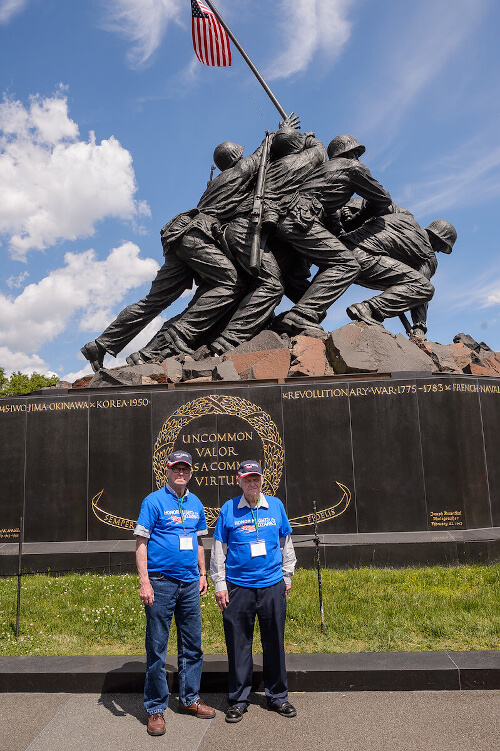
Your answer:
[250,540,267,557]
[179,535,194,551]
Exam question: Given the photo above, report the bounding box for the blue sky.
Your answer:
[1,0,499,380]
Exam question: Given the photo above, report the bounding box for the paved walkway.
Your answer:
[2,690,499,751]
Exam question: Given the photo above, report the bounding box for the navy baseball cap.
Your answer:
[167,450,193,468]
[238,460,263,477]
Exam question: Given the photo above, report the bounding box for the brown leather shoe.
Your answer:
[147,712,166,736]
[178,699,216,719]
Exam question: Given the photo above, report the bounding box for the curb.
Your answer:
[1,652,499,693]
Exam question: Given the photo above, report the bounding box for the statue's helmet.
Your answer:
[425,220,457,254]
[213,141,244,171]
[270,127,306,159]
[327,135,365,159]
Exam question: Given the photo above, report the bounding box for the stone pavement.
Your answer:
[1,690,499,751]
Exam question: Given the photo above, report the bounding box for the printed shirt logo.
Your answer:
[164,509,199,519]
[234,516,277,532]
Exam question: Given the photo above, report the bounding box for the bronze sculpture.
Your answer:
[81,127,457,371]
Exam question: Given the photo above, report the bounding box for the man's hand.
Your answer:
[215,590,229,611]
[139,580,155,606]
[199,575,208,596]
[285,584,291,596]
[279,112,301,130]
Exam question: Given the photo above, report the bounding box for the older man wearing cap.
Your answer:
[134,449,215,736]
[210,460,297,723]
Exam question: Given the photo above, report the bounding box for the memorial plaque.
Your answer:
[24,396,89,542]
[1,374,499,546]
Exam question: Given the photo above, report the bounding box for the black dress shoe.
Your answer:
[269,701,297,718]
[225,705,247,723]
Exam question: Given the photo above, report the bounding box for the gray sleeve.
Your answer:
[134,524,151,539]
[280,535,297,585]
[352,162,392,213]
[197,528,208,537]
[209,538,228,592]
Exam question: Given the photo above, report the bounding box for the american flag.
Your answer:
[191,0,232,67]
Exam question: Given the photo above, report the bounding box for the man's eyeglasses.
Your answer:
[170,466,192,474]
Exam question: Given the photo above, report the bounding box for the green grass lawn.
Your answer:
[1,566,499,656]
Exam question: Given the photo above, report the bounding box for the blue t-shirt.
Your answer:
[213,495,292,588]
[136,486,207,582]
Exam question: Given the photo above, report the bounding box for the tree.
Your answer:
[0,370,59,397]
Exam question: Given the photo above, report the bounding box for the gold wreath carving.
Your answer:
[152,394,284,496]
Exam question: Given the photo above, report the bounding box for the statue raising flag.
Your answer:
[191,0,232,66]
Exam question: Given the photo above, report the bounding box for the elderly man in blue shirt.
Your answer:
[210,459,297,723]
[134,449,215,736]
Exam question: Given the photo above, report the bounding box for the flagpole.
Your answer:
[202,0,288,120]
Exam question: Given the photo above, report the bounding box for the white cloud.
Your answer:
[0,242,159,353]
[0,346,54,377]
[60,364,93,383]
[485,291,500,306]
[0,91,150,259]
[6,270,29,288]
[265,0,356,80]
[101,0,183,67]
[0,0,28,24]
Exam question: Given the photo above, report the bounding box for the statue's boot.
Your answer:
[126,352,146,366]
[409,325,427,341]
[274,311,326,338]
[346,302,384,326]
[210,338,231,357]
[81,340,107,372]
[163,330,195,357]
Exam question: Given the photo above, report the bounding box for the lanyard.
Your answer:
[177,497,187,535]
[249,501,260,540]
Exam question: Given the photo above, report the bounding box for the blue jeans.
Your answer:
[144,575,203,715]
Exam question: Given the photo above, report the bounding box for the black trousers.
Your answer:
[223,580,288,708]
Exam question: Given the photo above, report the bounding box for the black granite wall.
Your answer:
[0,375,498,543]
